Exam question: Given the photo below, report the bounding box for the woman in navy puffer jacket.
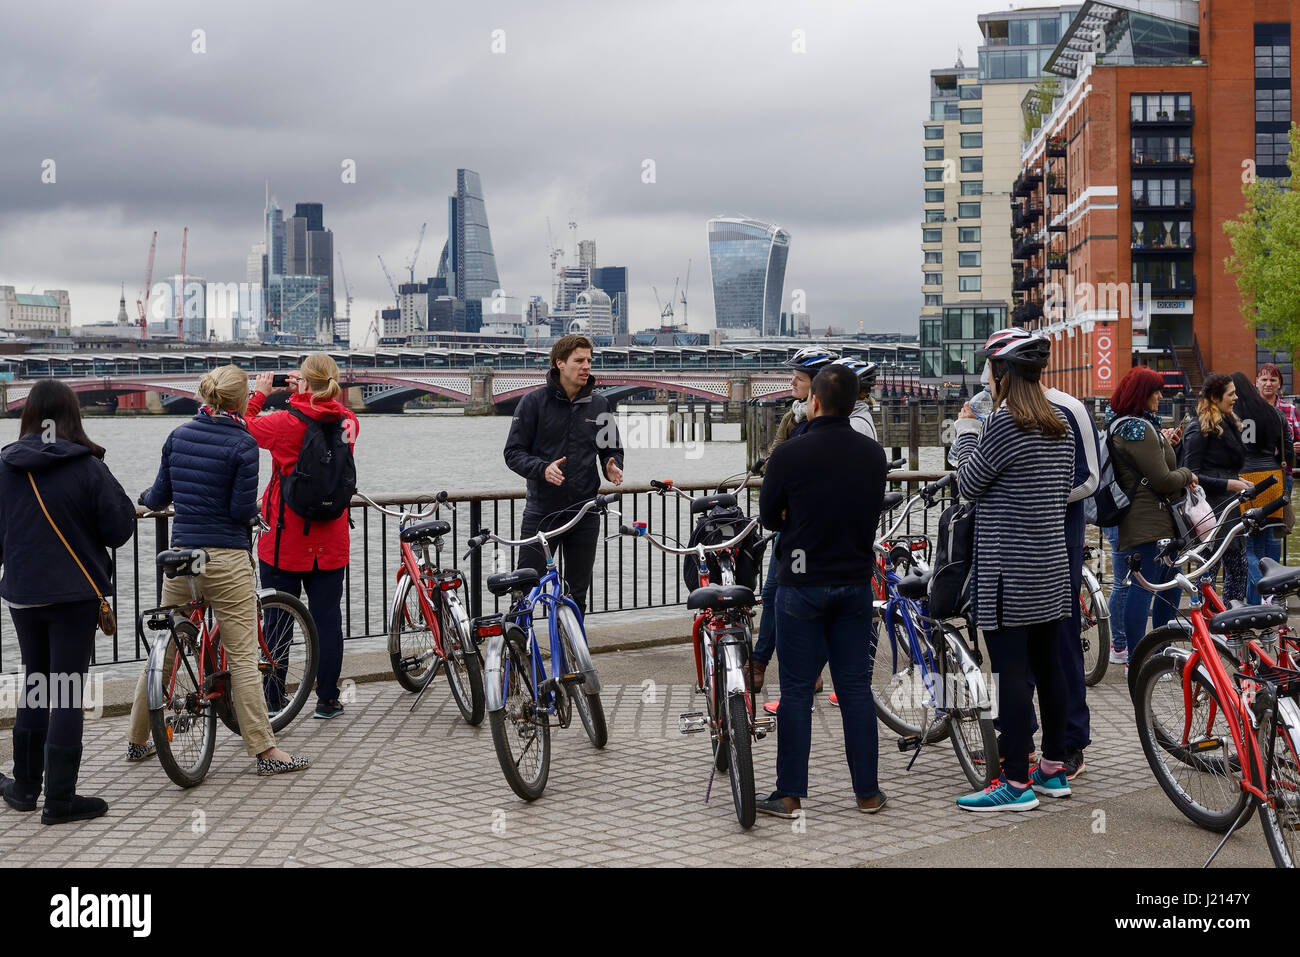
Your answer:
[126,365,310,778]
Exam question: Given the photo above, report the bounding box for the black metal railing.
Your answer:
[0,472,950,674]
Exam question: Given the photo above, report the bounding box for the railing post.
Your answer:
[469,499,483,619]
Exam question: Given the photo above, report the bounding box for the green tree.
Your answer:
[1022,75,1062,141]
[1224,123,1300,356]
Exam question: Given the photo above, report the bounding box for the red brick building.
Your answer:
[1014,0,1297,399]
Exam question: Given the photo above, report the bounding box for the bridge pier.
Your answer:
[465,366,495,416]
[345,386,367,413]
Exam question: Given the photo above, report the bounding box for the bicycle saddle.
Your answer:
[882,492,905,512]
[157,548,209,578]
[686,584,755,611]
[1257,558,1300,597]
[486,568,541,596]
[1207,604,1287,635]
[895,568,934,600]
[691,493,737,515]
[399,519,451,543]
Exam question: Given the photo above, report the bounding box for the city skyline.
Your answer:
[0,0,999,341]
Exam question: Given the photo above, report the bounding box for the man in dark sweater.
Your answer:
[756,364,889,818]
[504,334,624,613]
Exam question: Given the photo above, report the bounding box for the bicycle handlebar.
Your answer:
[620,518,761,557]
[1154,476,1285,568]
[1127,496,1288,592]
[887,457,908,470]
[462,494,612,558]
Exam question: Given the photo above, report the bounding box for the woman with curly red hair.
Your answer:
[1106,366,1197,662]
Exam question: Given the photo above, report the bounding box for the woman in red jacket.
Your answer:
[251,354,358,719]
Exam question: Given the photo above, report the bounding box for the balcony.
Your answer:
[1131,233,1196,254]
[1046,135,1067,157]
[1132,148,1195,168]
[1013,233,1044,260]
[1132,190,1195,212]
[1012,300,1044,326]
[1136,275,1197,296]
[1024,166,1044,187]
[1012,203,1044,228]
[1130,107,1195,127]
[1048,253,1068,271]
[1014,268,1045,291]
[1046,172,1066,195]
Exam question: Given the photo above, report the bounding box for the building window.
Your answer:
[1257,130,1291,166]
[957,202,981,219]
[931,102,960,121]
[959,275,982,292]
[925,125,944,140]
[924,250,942,264]
[1131,135,1193,163]
[1256,38,1292,79]
[1132,176,1192,208]
[925,146,944,161]
[1129,92,1193,122]
[958,251,981,267]
[943,342,977,376]
[925,209,945,222]
[1256,87,1292,122]
[920,318,941,348]
[958,227,981,243]
[961,156,983,172]
[921,349,942,378]
[923,272,943,286]
[922,228,943,243]
[960,132,983,148]
[925,167,945,181]
[925,188,945,203]
[924,294,943,307]
[960,180,983,196]
[960,85,982,100]
[960,108,983,124]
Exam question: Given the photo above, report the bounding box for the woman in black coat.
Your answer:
[0,381,135,824]
[1180,373,1249,601]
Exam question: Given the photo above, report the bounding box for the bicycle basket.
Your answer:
[682,504,767,591]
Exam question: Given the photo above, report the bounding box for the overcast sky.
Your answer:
[0,0,997,342]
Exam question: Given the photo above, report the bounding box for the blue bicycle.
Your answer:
[871,474,999,789]
[465,493,618,801]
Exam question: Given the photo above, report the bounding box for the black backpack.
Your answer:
[927,499,975,621]
[275,408,356,562]
[682,501,768,592]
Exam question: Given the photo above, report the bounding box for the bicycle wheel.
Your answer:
[488,632,551,801]
[440,595,485,726]
[724,692,756,829]
[1134,651,1252,832]
[1080,577,1109,686]
[870,602,947,743]
[941,625,999,789]
[150,631,217,789]
[258,592,319,733]
[389,574,438,693]
[556,608,607,749]
[1259,711,1300,868]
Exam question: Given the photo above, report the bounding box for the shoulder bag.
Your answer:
[27,473,117,636]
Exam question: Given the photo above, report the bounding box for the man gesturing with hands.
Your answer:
[504,334,624,614]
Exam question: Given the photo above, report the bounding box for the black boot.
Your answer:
[3,727,44,812]
[41,743,107,826]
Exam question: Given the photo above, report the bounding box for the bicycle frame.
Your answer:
[386,534,472,667]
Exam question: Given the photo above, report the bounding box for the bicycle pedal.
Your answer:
[1189,737,1224,752]
[897,734,921,753]
[559,672,585,687]
[752,715,776,735]
[678,712,709,734]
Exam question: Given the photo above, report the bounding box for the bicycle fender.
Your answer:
[256,586,279,602]
[483,630,507,713]
[144,630,178,712]
[944,631,994,711]
[555,600,601,694]
[1126,621,1192,697]
[1081,567,1108,620]
[1147,644,1216,690]
[1278,696,1300,738]
[386,574,410,655]
[723,642,748,696]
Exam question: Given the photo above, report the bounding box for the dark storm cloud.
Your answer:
[0,0,987,337]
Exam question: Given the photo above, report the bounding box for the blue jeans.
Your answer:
[1246,532,1283,606]
[1120,542,1182,649]
[1059,544,1090,752]
[771,584,878,800]
[753,534,780,664]
[259,561,346,705]
[1103,526,1129,652]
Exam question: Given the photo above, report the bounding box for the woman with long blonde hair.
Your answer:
[252,354,359,719]
[1181,373,1248,600]
[127,365,310,776]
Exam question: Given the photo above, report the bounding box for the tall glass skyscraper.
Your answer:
[437,168,501,333]
[707,218,790,335]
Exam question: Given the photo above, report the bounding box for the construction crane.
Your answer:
[405,223,427,283]
[679,259,691,328]
[377,255,399,304]
[545,217,566,307]
[568,217,578,262]
[336,251,354,325]
[176,227,188,342]
[136,230,157,340]
[652,280,679,328]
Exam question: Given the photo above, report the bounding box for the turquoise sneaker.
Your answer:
[956,778,1039,812]
[1030,764,1071,798]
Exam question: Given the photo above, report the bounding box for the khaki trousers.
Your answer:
[128,548,276,757]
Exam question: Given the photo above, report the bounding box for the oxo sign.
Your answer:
[1092,324,1115,394]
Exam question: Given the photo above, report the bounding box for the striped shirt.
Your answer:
[952,406,1075,631]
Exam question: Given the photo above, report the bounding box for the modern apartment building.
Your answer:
[919,6,1081,392]
[1016,0,1298,398]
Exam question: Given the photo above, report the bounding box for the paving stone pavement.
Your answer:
[0,648,1237,867]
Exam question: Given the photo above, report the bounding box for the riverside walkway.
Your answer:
[0,609,1276,868]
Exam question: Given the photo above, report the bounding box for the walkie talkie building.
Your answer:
[707,217,790,336]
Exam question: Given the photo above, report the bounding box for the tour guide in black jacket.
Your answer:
[504,334,624,612]
[756,364,888,819]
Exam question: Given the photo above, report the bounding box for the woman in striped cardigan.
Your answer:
[950,334,1075,812]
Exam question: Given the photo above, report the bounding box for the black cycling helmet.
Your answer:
[830,357,879,392]
[783,346,838,373]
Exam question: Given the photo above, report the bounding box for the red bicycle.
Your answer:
[1128,484,1300,867]
[361,490,484,724]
